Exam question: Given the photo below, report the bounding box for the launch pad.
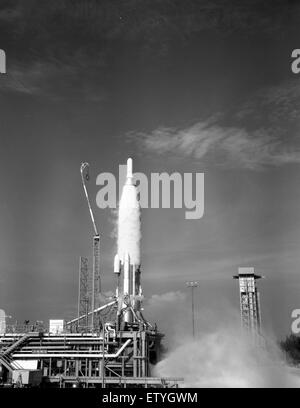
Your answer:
[0,159,183,388]
[0,325,181,388]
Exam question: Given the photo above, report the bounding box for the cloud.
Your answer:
[146,291,300,387]
[147,291,187,307]
[154,327,300,387]
[130,121,300,170]
[129,79,300,170]
[0,3,22,23]
[1,53,107,100]
[235,80,300,126]
[145,291,190,347]
[2,1,297,42]
[0,1,299,99]
[145,291,238,347]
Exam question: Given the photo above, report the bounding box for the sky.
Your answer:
[0,0,300,339]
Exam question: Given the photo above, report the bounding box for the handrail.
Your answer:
[2,333,31,356]
[13,339,132,359]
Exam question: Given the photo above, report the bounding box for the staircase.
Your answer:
[2,333,31,356]
[0,332,37,372]
[0,353,23,372]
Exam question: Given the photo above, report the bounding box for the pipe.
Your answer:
[123,254,132,323]
[123,253,130,297]
[12,339,132,359]
[104,323,116,341]
[132,265,136,309]
[66,301,116,325]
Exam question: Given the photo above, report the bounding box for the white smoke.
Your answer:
[118,183,141,265]
[154,327,300,387]
[146,292,300,387]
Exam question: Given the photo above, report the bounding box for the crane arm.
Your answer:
[80,162,99,236]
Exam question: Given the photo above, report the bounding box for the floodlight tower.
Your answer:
[80,163,101,330]
[186,281,198,338]
[233,267,262,339]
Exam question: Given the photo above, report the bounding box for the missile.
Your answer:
[115,157,142,324]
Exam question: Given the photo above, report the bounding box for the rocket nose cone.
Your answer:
[127,158,133,178]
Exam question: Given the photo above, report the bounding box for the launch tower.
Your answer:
[233,267,262,340]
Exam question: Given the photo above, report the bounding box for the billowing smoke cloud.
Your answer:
[145,291,300,387]
[118,182,141,265]
[154,327,300,387]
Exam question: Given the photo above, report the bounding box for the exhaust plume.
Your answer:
[117,158,141,265]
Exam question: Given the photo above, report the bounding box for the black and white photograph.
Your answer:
[0,0,300,395]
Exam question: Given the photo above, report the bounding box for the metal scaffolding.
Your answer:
[92,234,101,328]
[0,326,183,388]
[78,257,90,329]
[80,163,102,330]
[233,267,262,339]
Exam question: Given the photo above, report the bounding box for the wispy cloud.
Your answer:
[0,1,298,102]
[129,80,300,170]
[235,80,300,126]
[1,56,107,101]
[129,121,300,170]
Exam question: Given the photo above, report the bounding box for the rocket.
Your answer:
[114,158,142,324]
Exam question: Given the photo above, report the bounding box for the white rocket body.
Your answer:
[115,158,142,323]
